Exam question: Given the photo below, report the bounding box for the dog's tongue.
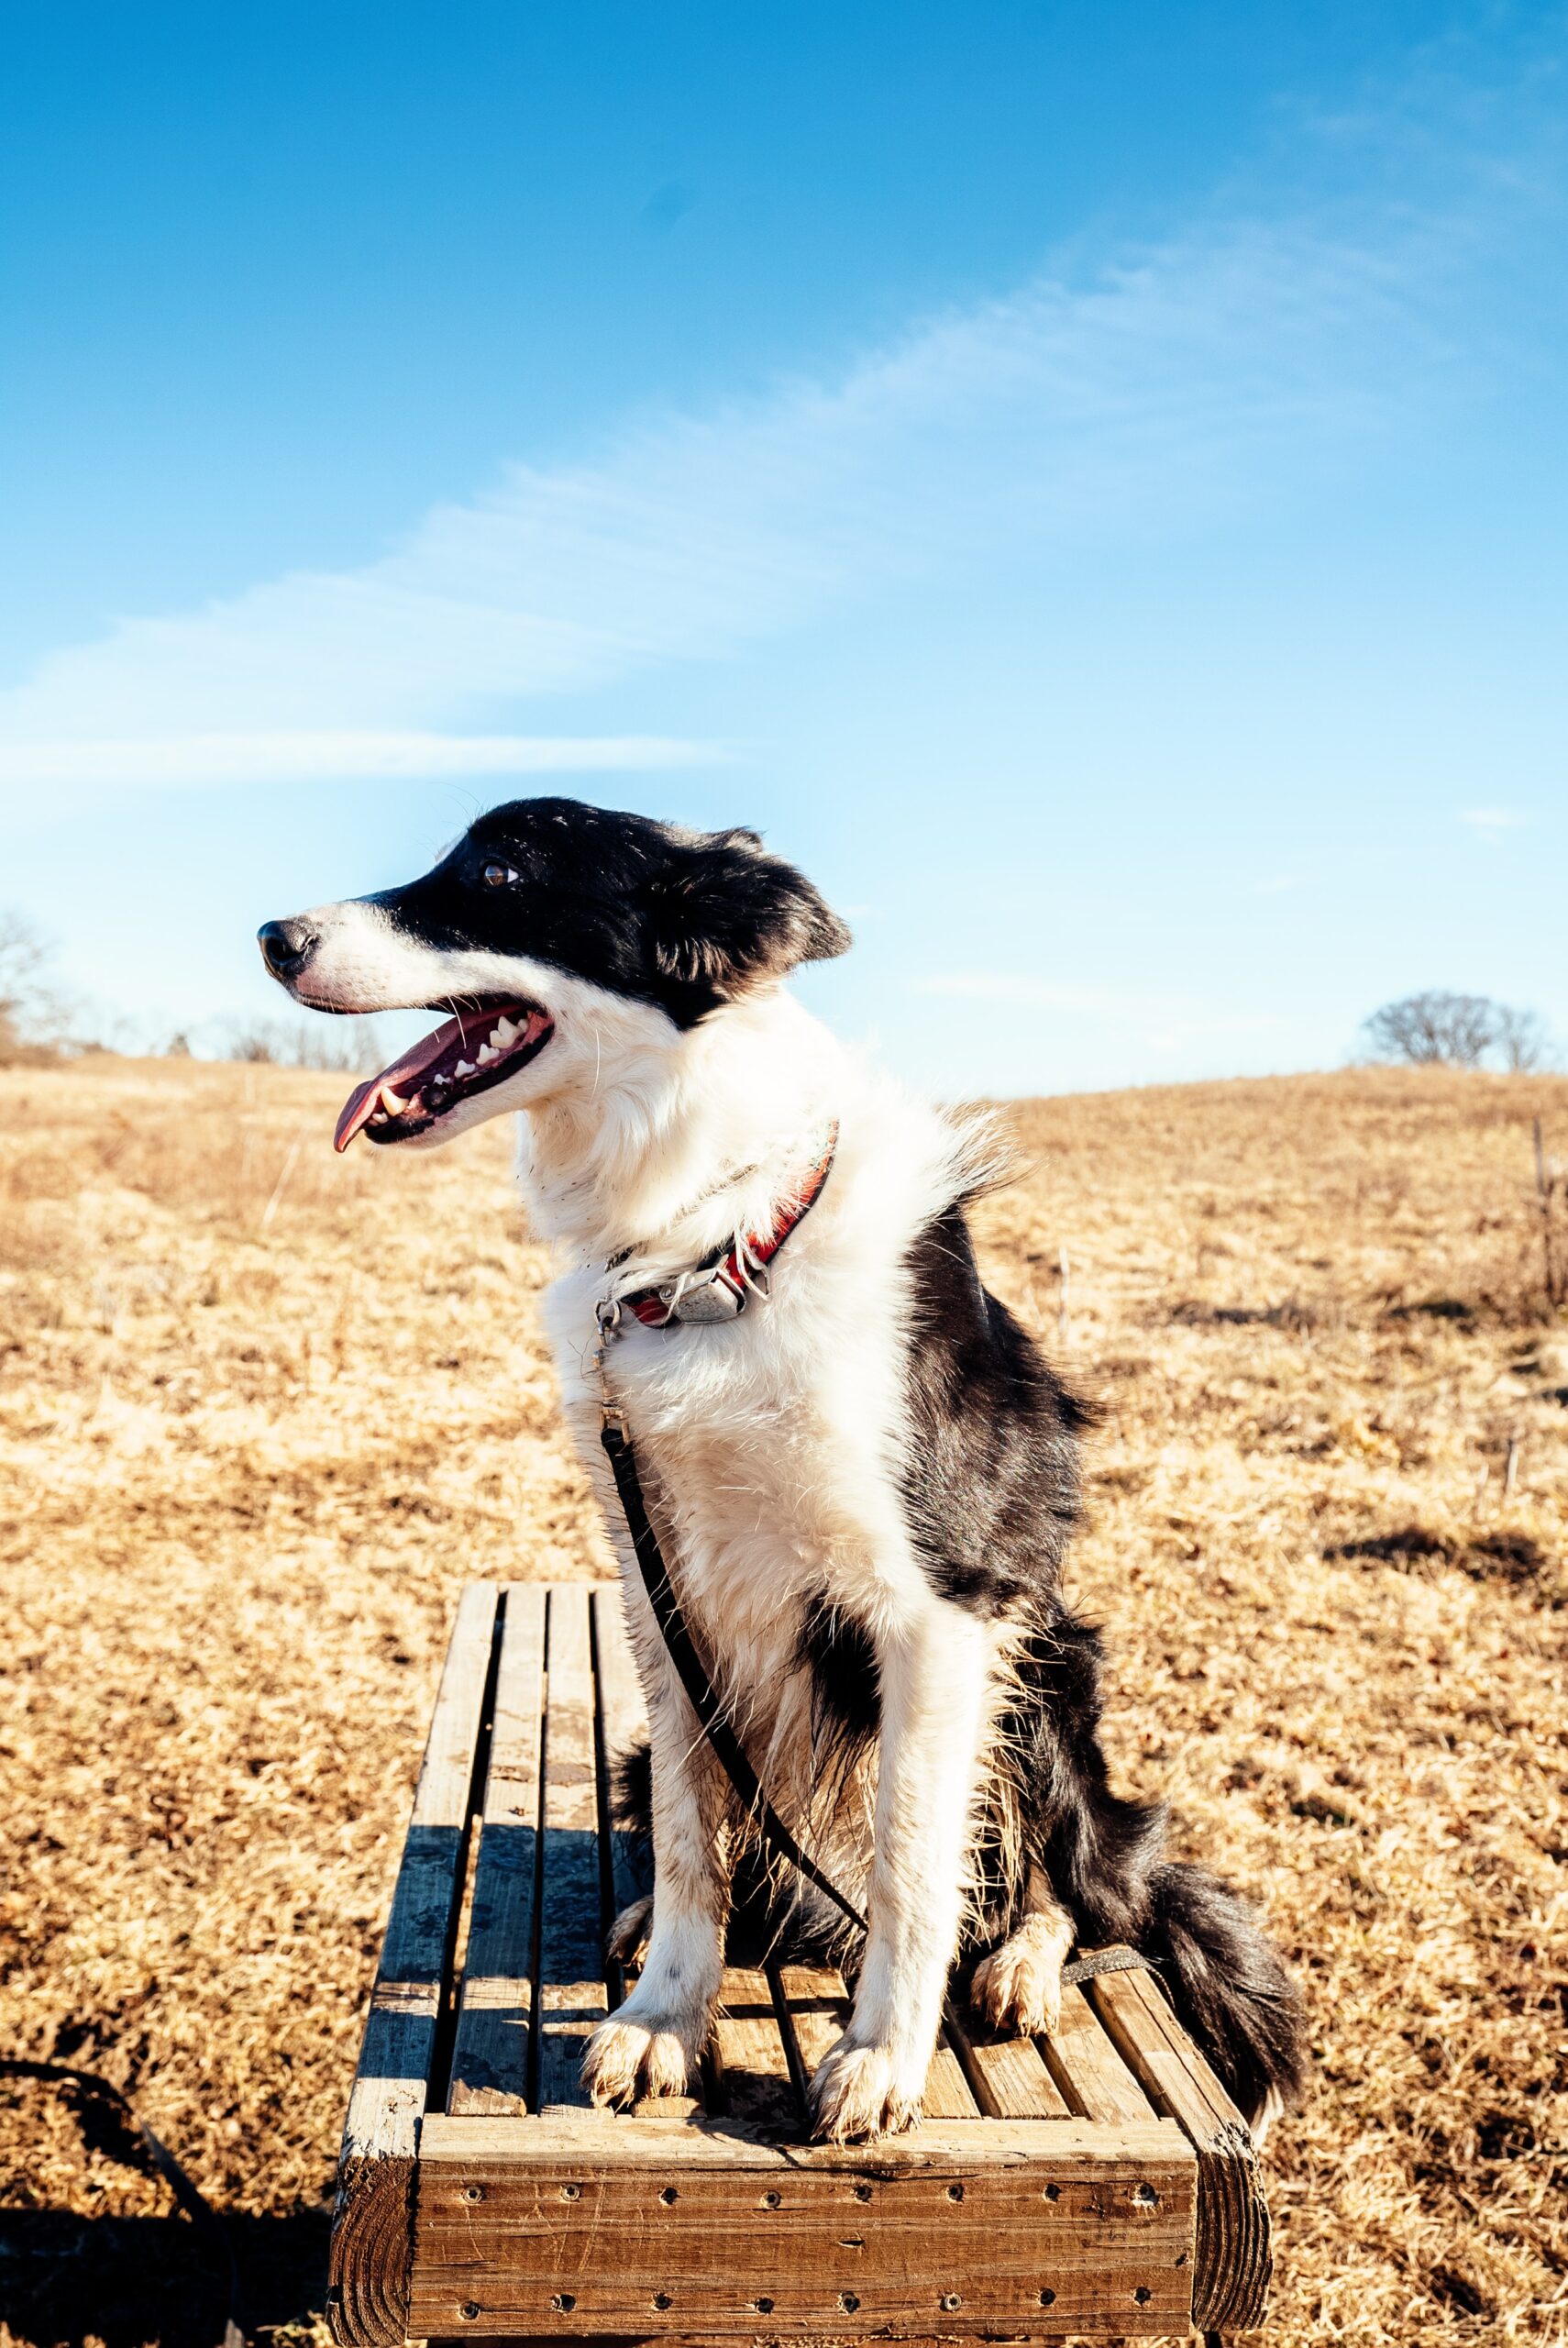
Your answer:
[335,1013,469,1153]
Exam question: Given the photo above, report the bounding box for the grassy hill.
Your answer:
[2,1058,1564,2344]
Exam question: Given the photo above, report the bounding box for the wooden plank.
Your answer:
[1088,1964,1272,2331]
[339,1578,497,2156]
[332,1581,498,2346]
[447,1586,547,2117]
[536,1587,610,2109]
[922,2024,981,2120]
[421,2110,1187,2166]
[709,1966,799,2131]
[945,2004,1072,2120]
[591,1580,650,1954]
[411,2114,1195,2339]
[773,1960,848,2090]
[1038,1984,1155,2126]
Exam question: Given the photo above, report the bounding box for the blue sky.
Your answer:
[1,3,1564,1094]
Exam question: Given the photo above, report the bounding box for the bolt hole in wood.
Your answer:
[560,2182,581,2199]
[659,2186,679,2204]
[1133,2181,1159,2207]
[651,2296,672,2312]
[946,2182,965,2201]
[1133,2286,1153,2305]
[761,2189,781,2208]
[461,2184,483,2204]
[552,2293,577,2312]
[941,2293,963,2311]
[753,2298,774,2315]
[458,2304,480,2324]
[1043,2183,1061,2201]
[852,2182,874,2202]
[1038,2289,1057,2307]
[840,2293,861,2312]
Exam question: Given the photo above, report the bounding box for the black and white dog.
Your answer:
[259,797,1305,2143]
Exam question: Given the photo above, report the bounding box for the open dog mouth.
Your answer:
[334,1000,554,1151]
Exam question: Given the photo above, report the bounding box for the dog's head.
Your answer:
[258,797,850,1151]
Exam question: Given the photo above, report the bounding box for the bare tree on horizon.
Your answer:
[1363,990,1556,1072]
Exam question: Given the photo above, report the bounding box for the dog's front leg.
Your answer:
[809,1598,989,2142]
[580,1645,729,2108]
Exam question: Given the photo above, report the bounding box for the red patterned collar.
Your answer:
[602,1123,839,1330]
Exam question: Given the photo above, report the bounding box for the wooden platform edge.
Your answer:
[328,2154,416,2348]
[329,1583,502,2346]
[1086,1962,1273,2330]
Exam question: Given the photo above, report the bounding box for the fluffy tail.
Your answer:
[1003,1608,1307,2128]
[1135,1860,1307,2125]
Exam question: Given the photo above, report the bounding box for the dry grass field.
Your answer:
[2,1055,1565,2347]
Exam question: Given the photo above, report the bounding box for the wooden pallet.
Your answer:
[329,1584,1273,2346]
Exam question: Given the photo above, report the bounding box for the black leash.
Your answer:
[601,1415,867,1934]
[0,2055,246,2347]
[599,1414,1153,1989]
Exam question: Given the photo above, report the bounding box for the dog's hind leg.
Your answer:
[606,1892,653,1965]
[970,1864,1076,2036]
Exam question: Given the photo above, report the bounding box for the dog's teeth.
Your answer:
[454,1058,475,1078]
[493,1017,519,1047]
[477,1043,497,1065]
[380,1084,409,1113]
[370,1109,389,1124]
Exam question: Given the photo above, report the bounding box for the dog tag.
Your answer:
[667,1271,745,1323]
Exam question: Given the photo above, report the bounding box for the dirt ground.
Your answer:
[1,1056,1565,2347]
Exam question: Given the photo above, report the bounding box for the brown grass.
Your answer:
[2,1057,1565,2345]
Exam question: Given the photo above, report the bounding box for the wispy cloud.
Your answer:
[1459,805,1529,837]
[0,731,723,789]
[0,44,1557,787]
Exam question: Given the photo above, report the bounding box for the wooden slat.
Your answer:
[536,1587,610,2108]
[944,2003,1072,2119]
[446,1586,546,2116]
[773,1960,848,2085]
[340,1580,498,2161]
[332,1581,498,2348]
[411,2113,1196,2339]
[1039,1983,1155,2125]
[710,1966,799,2130]
[591,1580,650,1933]
[1088,1964,1272,2331]
[922,2025,981,2119]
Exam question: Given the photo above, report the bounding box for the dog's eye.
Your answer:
[481,861,519,889]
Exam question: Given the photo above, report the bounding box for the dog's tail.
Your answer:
[1132,1860,1308,2126]
[1008,1610,1307,2129]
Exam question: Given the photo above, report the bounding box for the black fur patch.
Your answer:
[365,797,851,1027]
[900,1203,1095,1615]
[796,1597,880,1747]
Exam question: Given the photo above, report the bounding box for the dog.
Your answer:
[259,795,1306,2143]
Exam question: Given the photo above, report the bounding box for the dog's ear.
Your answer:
[646,829,852,1004]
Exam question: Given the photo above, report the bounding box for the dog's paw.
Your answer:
[807,2038,924,2143]
[580,2009,701,2108]
[971,1927,1067,2037]
[605,1893,653,1965]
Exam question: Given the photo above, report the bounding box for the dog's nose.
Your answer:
[257,917,320,979]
